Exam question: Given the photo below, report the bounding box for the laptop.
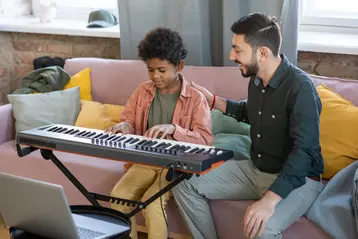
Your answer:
[0,172,130,239]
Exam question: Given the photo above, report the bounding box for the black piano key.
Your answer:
[195,148,205,154]
[64,129,74,134]
[52,127,64,133]
[130,138,140,144]
[93,133,103,139]
[47,126,59,132]
[124,137,134,144]
[82,131,93,137]
[142,140,153,146]
[110,136,121,141]
[136,140,147,146]
[188,147,199,153]
[115,136,126,142]
[161,143,172,149]
[169,144,180,151]
[57,128,68,133]
[39,125,51,130]
[179,146,191,152]
[71,130,80,135]
[176,145,187,151]
[86,132,97,138]
[147,141,158,147]
[99,134,110,139]
[154,142,166,148]
[77,131,88,137]
[106,135,117,141]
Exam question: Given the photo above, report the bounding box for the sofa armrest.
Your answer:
[0,104,15,144]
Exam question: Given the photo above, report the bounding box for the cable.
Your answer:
[159,163,173,239]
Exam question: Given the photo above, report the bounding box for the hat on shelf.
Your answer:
[87,9,118,28]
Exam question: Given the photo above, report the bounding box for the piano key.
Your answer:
[52,127,64,133]
[71,130,80,135]
[124,137,134,144]
[64,129,75,134]
[188,147,199,153]
[115,136,126,142]
[106,135,117,141]
[87,132,97,138]
[82,131,93,137]
[58,128,68,133]
[130,138,140,144]
[47,126,59,132]
[93,133,103,139]
[99,134,110,140]
[195,148,205,154]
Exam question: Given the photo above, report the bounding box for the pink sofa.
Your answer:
[3,58,357,238]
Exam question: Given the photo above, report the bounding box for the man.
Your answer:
[106,27,213,239]
[172,12,324,239]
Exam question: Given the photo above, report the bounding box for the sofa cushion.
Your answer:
[317,84,358,179]
[7,87,81,132]
[211,109,250,136]
[75,100,125,130]
[64,68,92,101]
[213,133,251,161]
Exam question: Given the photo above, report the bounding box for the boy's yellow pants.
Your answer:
[110,164,171,239]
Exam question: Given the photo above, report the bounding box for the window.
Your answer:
[33,0,118,22]
[300,0,358,28]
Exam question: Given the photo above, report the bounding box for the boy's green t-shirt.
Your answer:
[147,89,180,128]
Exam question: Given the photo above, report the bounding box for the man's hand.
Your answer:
[144,124,176,139]
[104,122,132,135]
[190,82,214,106]
[243,191,281,238]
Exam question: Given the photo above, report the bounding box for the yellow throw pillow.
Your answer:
[75,100,125,130]
[64,68,92,101]
[317,84,358,179]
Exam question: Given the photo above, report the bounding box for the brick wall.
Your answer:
[0,32,120,105]
[298,51,358,80]
[0,31,357,105]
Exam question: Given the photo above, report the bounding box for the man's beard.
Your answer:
[238,59,259,78]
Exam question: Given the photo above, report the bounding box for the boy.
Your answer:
[106,28,213,239]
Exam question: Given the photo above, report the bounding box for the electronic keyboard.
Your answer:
[16,124,234,174]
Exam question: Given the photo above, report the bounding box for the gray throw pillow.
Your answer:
[7,87,81,132]
[213,133,251,161]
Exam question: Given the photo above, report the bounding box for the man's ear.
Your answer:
[258,47,269,62]
[177,60,185,72]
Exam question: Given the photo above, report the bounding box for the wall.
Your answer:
[0,32,120,105]
[298,51,358,80]
[0,31,357,105]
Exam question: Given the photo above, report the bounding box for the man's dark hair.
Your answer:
[137,27,188,66]
[231,12,282,56]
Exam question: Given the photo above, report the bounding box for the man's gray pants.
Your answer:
[172,159,324,239]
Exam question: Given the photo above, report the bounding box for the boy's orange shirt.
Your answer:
[120,74,213,146]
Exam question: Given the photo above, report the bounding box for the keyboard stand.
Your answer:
[17,145,193,219]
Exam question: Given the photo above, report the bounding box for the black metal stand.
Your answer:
[17,145,192,219]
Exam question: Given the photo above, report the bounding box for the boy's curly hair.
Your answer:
[137,27,188,66]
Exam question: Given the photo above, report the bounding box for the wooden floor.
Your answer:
[0,215,9,239]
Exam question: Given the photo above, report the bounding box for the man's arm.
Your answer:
[224,99,249,123]
[268,80,322,199]
[172,93,214,145]
[190,81,248,122]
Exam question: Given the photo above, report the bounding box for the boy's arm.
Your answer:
[118,88,141,134]
[172,93,214,145]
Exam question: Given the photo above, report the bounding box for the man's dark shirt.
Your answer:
[225,54,324,199]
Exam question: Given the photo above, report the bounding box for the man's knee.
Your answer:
[254,217,282,239]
